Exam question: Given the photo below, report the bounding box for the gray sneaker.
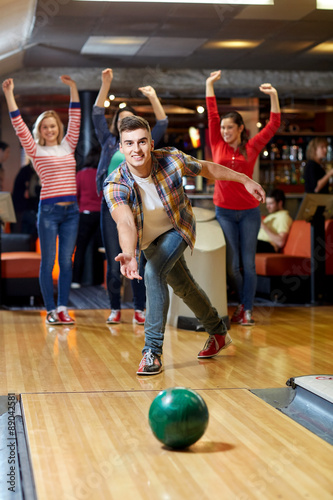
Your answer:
[137,349,162,376]
[46,310,61,325]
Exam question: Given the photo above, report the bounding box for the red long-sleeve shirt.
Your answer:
[206,96,281,210]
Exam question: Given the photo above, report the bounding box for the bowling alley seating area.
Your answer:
[0,232,41,305]
[255,219,333,303]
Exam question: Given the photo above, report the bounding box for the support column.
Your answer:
[76,90,99,169]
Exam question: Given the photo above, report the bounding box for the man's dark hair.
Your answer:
[0,141,9,151]
[266,188,286,207]
[119,116,151,138]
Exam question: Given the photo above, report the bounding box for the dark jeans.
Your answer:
[100,197,146,310]
[142,229,226,355]
[72,211,104,284]
[215,205,261,311]
[37,202,79,311]
[256,240,276,253]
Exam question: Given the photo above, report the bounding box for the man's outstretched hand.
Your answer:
[244,178,266,204]
[115,253,142,280]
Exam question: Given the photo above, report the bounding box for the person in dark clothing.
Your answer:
[11,157,40,240]
[304,137,333,194]
[72,151,104,287]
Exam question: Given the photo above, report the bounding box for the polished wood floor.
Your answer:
[1,305,333,499]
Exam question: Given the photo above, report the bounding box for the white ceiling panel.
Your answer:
[0,0,36,60]
[236,0,315,20]
[0,0,332,98]
[81,36,149,56]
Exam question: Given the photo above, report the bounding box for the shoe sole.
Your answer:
[106,320,120,324]
[136,367,162,376]
[241,323,255,326]
[133,319,145,325]
[197,334,233,359]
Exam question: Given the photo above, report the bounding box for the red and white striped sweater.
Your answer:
[10,103,81,204]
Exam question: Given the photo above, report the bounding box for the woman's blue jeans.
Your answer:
[215,205,261,311]
[143,229,226,355]
[37,202,79,311]
[101,197,146,310]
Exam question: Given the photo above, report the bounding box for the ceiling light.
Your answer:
[119,102,127,109]
[75,1,274,4]
[205,40,263,49]
[104,100,110,108]
[310,41,333,53]
[109,94,115,101]
[317,0,333,9]
[189,127,201,149]
[197,106,205,114]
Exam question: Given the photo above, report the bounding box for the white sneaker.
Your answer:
[71,282,81,289]
[133,310,145,325]
[106,310,121,324]
[241,310,255,326]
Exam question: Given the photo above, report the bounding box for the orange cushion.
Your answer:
[256,219,333,276]
[255,253,311,276]
[282,220,311,257]
[1,252,41,279]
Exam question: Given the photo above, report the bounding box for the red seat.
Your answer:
[1,252,41,279]
[255,221,312,277]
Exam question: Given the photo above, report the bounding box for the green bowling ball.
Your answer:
[148,387,209,449]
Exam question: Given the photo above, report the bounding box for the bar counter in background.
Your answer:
[188,193,304,220]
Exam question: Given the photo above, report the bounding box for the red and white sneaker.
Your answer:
[197,332,232,358]
[57,309,75,325]
[133,310,145,325]
[137,349,162,376]
[231,304,244,324]
[106,310,121,324]
[240,310,255,326]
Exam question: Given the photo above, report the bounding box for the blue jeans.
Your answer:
[37,202,79,311]
[215,206,261,311]
[143,229,227,355]
[101,198,146,310]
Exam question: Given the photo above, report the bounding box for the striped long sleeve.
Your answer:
[10,103,81,204]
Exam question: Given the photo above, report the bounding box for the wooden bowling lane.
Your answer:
[1,306,333,395]
[21,389,333,500]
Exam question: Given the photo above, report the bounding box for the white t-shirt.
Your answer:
[131,172,173,250]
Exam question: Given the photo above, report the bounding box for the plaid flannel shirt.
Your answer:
[103,147,202,257]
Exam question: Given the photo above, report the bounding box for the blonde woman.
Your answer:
[2,76,81,325]
[304,137,333,193]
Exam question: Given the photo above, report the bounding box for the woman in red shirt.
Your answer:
[206,70,281,326]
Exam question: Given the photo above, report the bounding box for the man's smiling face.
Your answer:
[119,128,154,178]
